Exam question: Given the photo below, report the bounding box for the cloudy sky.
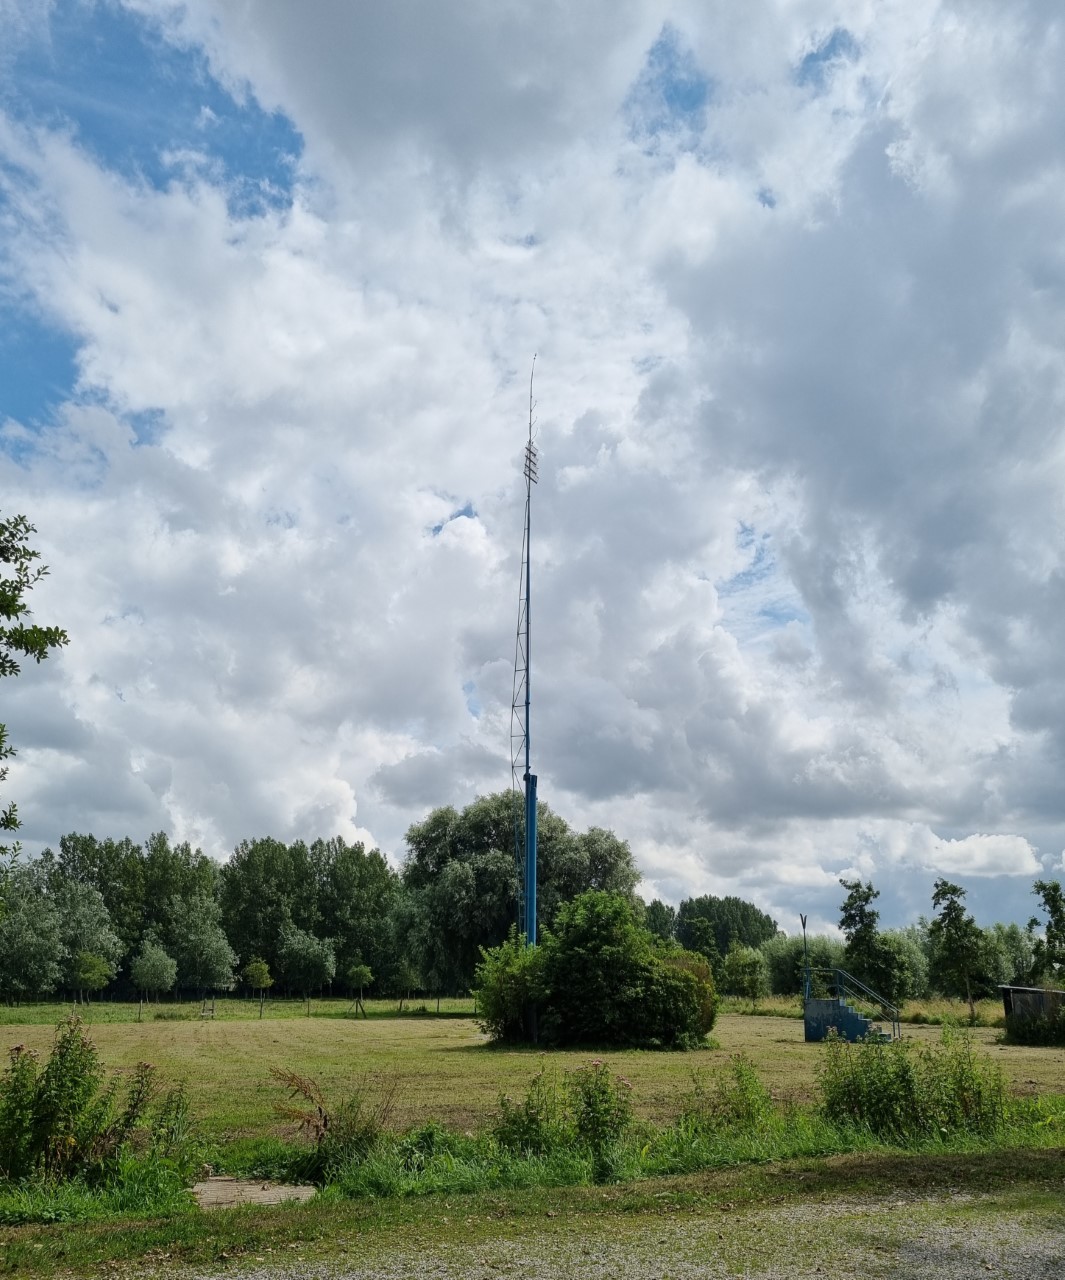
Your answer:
[3,0,1065,933]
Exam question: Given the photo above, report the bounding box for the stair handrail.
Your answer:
[802,965,901,1040]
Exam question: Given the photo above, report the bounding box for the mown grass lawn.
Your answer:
[0,1004,1062,1139]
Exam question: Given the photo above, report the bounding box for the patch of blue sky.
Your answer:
[717,538,774,597]
[757,600,808,628]
[463,680,482,719]
[716,525,811,646]
[430,501,476,537]
[795,28,860,93]
[0,305,79,431]
[624,24,711,147]
[721,586,811,649]
[125,408,166,446]
[3,0,302,216]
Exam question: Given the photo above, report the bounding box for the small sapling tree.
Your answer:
[347,962,372,1017]
[70,951,113,1003]
[130,939,178,1002]
[243,957,273,1017]
[278,924,335,1005]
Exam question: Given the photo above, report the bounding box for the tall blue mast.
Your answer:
[511,356,538,944]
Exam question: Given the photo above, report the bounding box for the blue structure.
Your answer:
[511,357,539,945]
[802,966,900,1042]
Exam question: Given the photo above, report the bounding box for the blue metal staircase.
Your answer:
[802,966,901,1043]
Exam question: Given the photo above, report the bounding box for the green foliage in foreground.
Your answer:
[262,1030,1063,1203]
[818,1026,1010,1141]
[0,1015,197,1223]
[3,1017,1064,1230]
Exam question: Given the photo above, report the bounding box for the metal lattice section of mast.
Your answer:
[510,358,538,938]
[510,494,531,928]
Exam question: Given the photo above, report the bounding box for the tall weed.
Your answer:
[0,1016,191,1184]
[567,1061,634,1151]
[818,1027,1009,1142]
[493,1062,573,1155]
[492,1060,635,1182]
[271,1067,398,1180]
[678,1056,776,1136]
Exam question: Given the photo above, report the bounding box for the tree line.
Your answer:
[0,794,641,1003]
[645,876,1065,1012]
[2,791,1063,1008]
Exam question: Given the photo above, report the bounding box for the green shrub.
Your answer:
[818,1027,1009,1142]
[721,944,770,999]
[1003,1009,1065,1046]
[476,895,716,1049]
[0,1016,190,1185]
[396,1120,467,1172]
[657,950,719,1039]
[473,927,542,1043]
[541,892,716,1048]
[492,1064,572,1156]
[492,1060,634,1181]
[679,1056,776,1135]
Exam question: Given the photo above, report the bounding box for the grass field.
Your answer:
[1,1006,1064,1276]
[0,1004,1061,1140]
[0,991,1010,1027]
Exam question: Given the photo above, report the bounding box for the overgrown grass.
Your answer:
[718,994,1006,1027]
[0,1016,202,1228]
[247,1035,1065,1206]
[1,1012,1063,1238]
[0,1155,194,1225]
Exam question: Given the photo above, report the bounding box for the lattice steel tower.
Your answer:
[511,356,538,944]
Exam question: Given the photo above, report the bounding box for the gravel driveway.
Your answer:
[186,1187,1065,1280]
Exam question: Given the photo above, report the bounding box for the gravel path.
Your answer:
[186,1189,1065,1280]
